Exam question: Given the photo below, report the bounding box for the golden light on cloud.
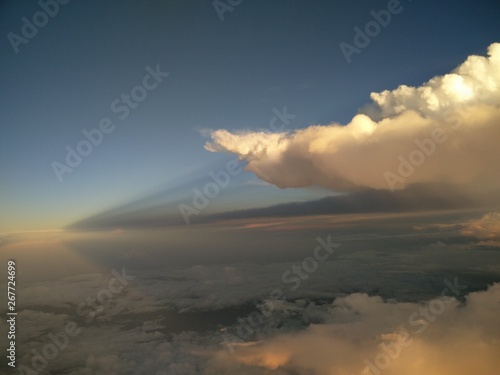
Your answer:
[205,43,500,193]
[212,284,500,375]
[237,350,290,370]
[460,212,500,240]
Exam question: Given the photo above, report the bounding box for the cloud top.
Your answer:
[205,43,500,192]
[209,283,500,375]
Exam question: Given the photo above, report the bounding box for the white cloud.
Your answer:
[205,43,500,192]
[368,43,500,118]
[11,255,500,374]
[207,283,500,375]
[461,212,500,240]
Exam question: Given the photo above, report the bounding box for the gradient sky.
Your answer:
[1,0,499,232]
[2,3,500,374]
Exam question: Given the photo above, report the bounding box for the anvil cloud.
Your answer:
[205,43,500,192]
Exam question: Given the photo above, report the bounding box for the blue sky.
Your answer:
[1,0,499,232]
[2,3,500,374]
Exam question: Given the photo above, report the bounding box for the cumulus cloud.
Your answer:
[207,283,500,375]
[461,212,500,241]
[14,275,500,375]
[8,211,500,374]
[205,43,500,192]
[367,43,500,119]
[416,211,500,244]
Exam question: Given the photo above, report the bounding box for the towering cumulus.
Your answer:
[205,43,500,192]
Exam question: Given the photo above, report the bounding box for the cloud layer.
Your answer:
[461,212,500,239]
[208,283,500,375]
[4,210,500,374]
[205,43,500,192]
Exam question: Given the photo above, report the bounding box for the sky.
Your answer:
[1,0,500,232]
[1,1,500,375]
